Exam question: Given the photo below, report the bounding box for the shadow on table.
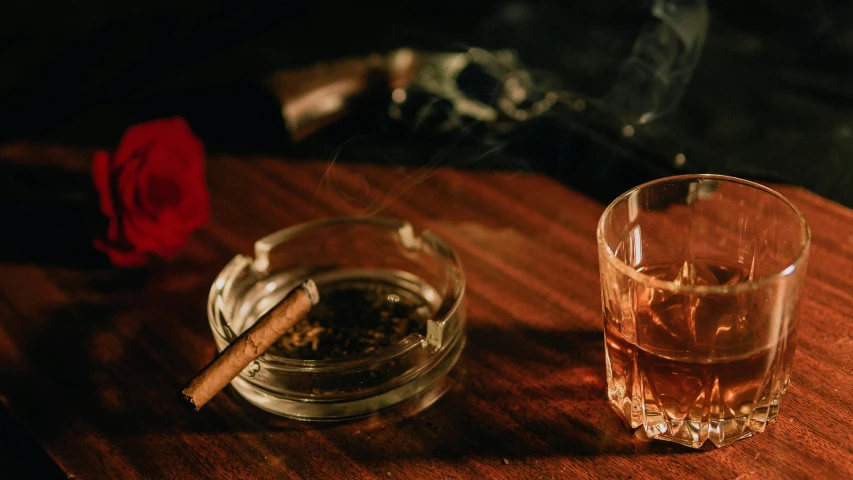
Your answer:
[0,404,67,479]
[1,290,702,469]
[0,296,152,438]
[249,322,705,463]
[0,262,232,437]
[183,322,706,460]
[0,161,109,268]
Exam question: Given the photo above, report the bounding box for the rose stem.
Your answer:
[180,280,320,410]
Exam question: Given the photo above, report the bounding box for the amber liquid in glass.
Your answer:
[605,260,798,448]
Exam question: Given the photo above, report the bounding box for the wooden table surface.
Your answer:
[1,144,852,479]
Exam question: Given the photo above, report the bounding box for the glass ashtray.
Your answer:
[207,217,466,420]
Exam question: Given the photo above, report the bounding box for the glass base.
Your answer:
[606,347,788,448]
[231,333,465,421]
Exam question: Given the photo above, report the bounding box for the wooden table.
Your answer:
[1,144,852,479]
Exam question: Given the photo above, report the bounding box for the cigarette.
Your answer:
[180,280,320,410]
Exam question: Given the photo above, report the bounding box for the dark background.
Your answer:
[0,2,851,477]
[2,0,853,205]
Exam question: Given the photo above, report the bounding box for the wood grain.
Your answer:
[0,143,852,479]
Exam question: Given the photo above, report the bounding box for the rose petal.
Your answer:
[161,161,208,221]
[175,181,210,231]
[155,208,193,243]
[144,118,200,163]
[123,211,188,254]
[121,215,169,253]
[114,118,187,169]
[93,238,149,267]
[161,117,205,167]
[136,144,187,212]
[106,216,122,242]
[119,158,154,215]
[91,151,116,217]
[135,123,205,216]
[148,174,183,210]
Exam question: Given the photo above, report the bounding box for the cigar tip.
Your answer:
[179,390,201,411]
[301,279,320,305]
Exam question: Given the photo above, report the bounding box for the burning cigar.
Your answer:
[180,280,320,410]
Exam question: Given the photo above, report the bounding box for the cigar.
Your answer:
[180,280,320,410]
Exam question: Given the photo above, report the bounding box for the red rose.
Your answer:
[92,117,210,267]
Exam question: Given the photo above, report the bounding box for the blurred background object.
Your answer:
[2,0,853,205]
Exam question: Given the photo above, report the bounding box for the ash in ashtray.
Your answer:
[266,280,432,360]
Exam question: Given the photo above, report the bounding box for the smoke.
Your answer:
[314,119,517,217]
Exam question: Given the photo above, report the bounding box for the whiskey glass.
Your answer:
[597,175,810,447]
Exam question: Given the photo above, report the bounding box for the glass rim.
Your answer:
[596,174,812,294]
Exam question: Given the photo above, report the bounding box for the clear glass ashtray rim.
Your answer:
[206,216,467,374]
